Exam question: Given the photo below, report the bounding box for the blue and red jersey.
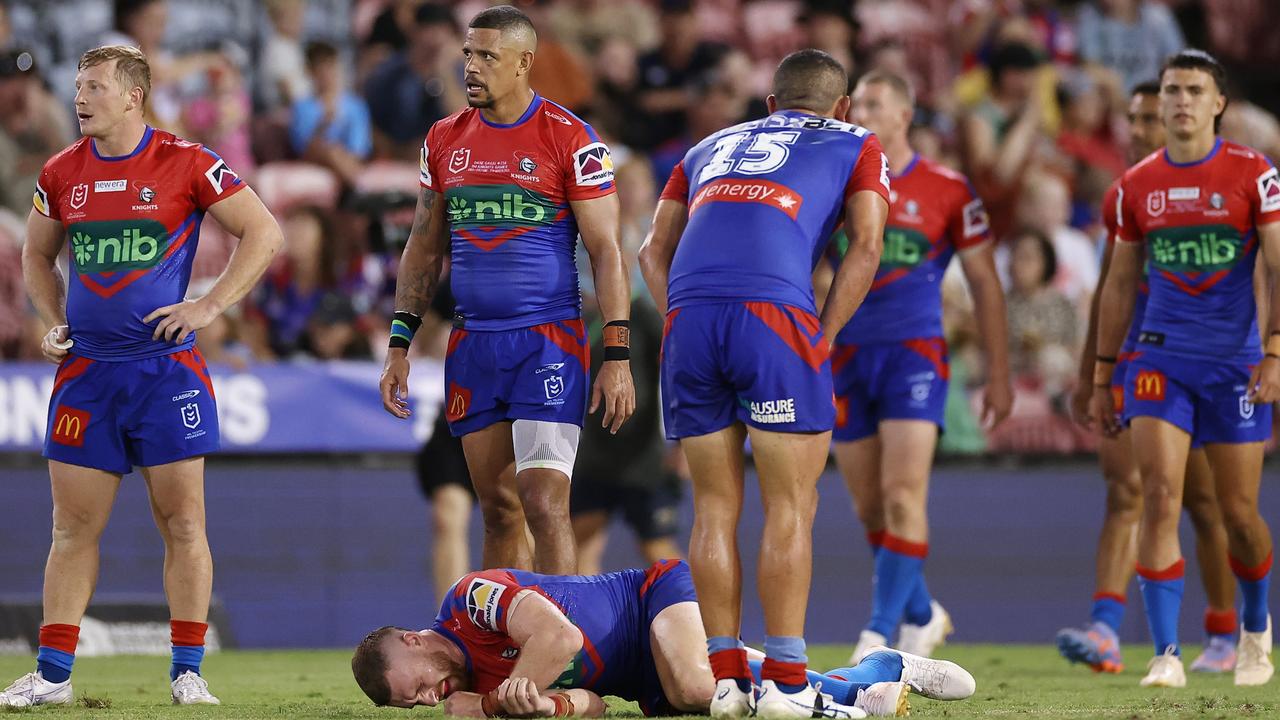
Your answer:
[831,154,989,345]
[1115,139,1280,363]
[420,95,615,331]
[1101,178,1148,355]
[430,566,674,700]
[659,110,890,315]
[33,126,246,360]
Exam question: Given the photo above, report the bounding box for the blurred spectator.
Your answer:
[1054,69,1125,179]
[0,208,25,359]
[1221,100,1280,161]
[591,37,656,149]
[363,0,425,55]
[1004,227,1079,395]
[548,0,659,58]
[305,291,371,360]
[259,0,311,111]
[291,41,373,187]
[1077,0,1185,92]
[615,152,658,253]
[103,0,218,131]
[960,41,1050,242]
[1012,170,1099,305]
[649,72,746,187]
[0,49,71,217]
[800,0,860,77]
[363,3,464,161]
[189,278,252,370]
[181,51,256,179]
[635,0,727,149]
[522,0,593,112]
[242,205,348,359]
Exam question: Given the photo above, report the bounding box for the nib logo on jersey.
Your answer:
[881,228,931,270]
[68,219,170,274]
[1147,224,1242,273]
[446,184,559,251]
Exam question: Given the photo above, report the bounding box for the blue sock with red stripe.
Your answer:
[749,651,903,705]
[1090,592,1126,634]
[1137,559,1185,656]
[868,534,927,638]
[1231,551,1272,633]
[762,635,808,693]
[35,624,78,684]
[707,636,751,693]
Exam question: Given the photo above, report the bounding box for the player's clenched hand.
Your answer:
[144,297,221,343]
[380,348,412,419]
[590,360,634,434]
[1089,385,1121,437]
[1069,383,1095,430]
[41,325,73,364]
[980,377,1013,428]
[1247,356,1280,404]
[495,677,554,718]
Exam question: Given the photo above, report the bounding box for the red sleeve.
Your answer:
[947,180,991,251]
[1115,175,1141,244]
[1252,157,1280,226]
[420,123,440,192]
[660,161,690,204]
[33,162,61,221]
[452,570,525,634]
[191,148,248,211]
[844,134,890,204]
[563,123,616,201]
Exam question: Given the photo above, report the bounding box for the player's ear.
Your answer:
[402,631,423,647]
[834,95,852,122]
[765,94,778,114]
[518,50,533,77]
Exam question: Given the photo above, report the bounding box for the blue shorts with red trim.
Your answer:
[660,302,834,439]
[637,559,697,717]
[443,319,590,437]
[831,338,949,442]
[43,348,219,474]
[1122,351,1271,445]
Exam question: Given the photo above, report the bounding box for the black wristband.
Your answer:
[1095,355,1117,364]
[389,311,422,350]
[604,320,631,329]
[604,346,630,361]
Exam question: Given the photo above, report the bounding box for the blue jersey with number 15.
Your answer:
[660,110,890,315]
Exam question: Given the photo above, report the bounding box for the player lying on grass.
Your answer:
[351,560,975,717]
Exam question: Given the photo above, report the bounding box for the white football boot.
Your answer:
[709,678,754,718]
[171,671,220,705]
[851,630,889,665]
[853,681,909,717]
[897,601,953,657]
[1139,646,1186,688]
[1235,616,1274,687]
[755,679,866,719]
[0,672,73,707]
[866,645,976,700]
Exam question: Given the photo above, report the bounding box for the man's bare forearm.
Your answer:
[396,188,446,316]
[21,245,66,328]
[205,222,283,313]
[589,243,630,322]
[969,268,1011,381]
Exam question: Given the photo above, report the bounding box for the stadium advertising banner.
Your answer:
[0,360,446,453]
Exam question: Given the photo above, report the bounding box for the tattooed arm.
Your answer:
[380,186,448,418]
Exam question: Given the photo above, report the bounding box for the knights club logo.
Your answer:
[1146,190,1166,217]
[139,186,156,202]
[70,183,89,210]
[449,148,472,174]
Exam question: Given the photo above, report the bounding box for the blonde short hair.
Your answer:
[78,45,151,105]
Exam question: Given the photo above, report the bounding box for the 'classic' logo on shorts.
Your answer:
[51,405,89,447]
[1133,370,1166,402]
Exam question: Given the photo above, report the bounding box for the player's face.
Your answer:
[381,633,466,708]
[1159,67,1224,141]
[849,81,908,142]
[73,61,135,138]
[462,28,527,108]
[1126,92,1164,160]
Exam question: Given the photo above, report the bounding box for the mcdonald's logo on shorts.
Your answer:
[446,382,471,423]
[1133,370,1166,402]
[51,405,90,447]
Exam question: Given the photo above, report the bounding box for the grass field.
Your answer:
[2,644,1276,719]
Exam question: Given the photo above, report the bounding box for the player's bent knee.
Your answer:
[667,675,715,712]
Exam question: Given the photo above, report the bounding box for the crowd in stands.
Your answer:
[2,0,1279,453]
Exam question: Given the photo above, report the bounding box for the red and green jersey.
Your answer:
[1116,139,1280,362]
[832,154,989,345]
[34,126,246,360]
[420,95,615,331]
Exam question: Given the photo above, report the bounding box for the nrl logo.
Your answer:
[449,148,471,174]
[1146,190,1166,217]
